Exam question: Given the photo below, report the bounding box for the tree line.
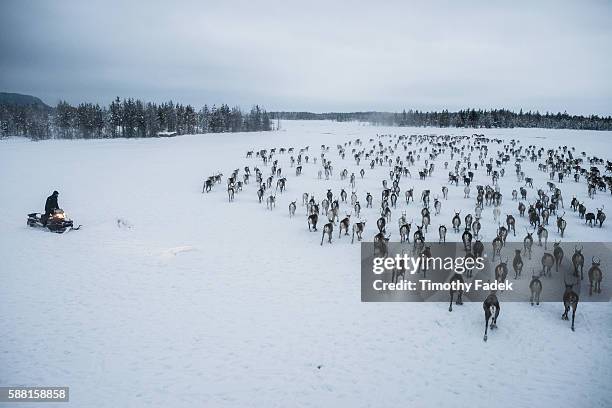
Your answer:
[272,108,612,131]
[0,97,272,140]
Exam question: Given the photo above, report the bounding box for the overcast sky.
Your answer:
[1,0,610,114]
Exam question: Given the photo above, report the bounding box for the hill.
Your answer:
[0,92,51,109]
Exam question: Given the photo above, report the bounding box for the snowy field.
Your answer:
[1,120,611,408]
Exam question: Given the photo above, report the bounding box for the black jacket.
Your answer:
[45,194,59,214]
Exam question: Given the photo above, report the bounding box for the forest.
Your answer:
[272,109,612,131]
[0,96,272,139]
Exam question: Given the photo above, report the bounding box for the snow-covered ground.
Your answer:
[1,120,611,408]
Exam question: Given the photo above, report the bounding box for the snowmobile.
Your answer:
[27,209,81,233]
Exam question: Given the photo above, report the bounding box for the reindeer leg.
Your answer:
[571,306,576,331]
[484,313,490,341]
[449,292,453,312]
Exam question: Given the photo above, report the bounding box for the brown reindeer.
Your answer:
[588,257,603,296]
[562,277,579,331]
[483,291,500,342]
[448,273,464,312]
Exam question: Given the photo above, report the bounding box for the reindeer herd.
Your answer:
[203,132,610,341]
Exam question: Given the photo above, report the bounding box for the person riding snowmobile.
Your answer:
[42,190,59,226]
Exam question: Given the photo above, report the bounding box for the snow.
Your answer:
[1,120,611,408]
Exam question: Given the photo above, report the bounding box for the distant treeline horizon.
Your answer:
[0,94,272,140]
[2,90,612,139]
[271,109,612,131]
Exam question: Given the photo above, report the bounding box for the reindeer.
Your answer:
[351,220,366,244]
[495,257,509,282]
[464,213,473,231]
[529,270,543,306]
[475,204,483,219]
[537,225,548,249]
[400,221,412,243]
[203,178,214,193]
[438,225,447,243]
[562,277,579,331]
[329,206,340,224]
[413,225,425,248]
[512,249,523,279]
[506,214,516,236]
[585,211,596,227]
[497,225,508,245]
[472,217,481,237]
[266,194,276,210]
[571,246,585,280]
[276,177,286,193]
[518,202,526,216]
[556,212,567,237]
[464,251,476,278]
[578,202,586,218]
[405,188,414,204]
[483,291,500,342]
[541,252,555,277]
[257,187,265,203]
[448,273,464,312]
[289,201,297,217]
[461,229,473,252]
[422,212,431,233]
[307,213,318,232]
[553,241,564,272]
[588,257,603,295]
[373,232,391,257]
[493,206,501,222]
[321,220,334,245]
[597,207,606,227]
[338,215,351,238]
[451,210,461,233]
[441,186,448,199]
[570,196,579,212]
[376,217,387,234]
[524,228,534,259]
[492,236,503,261]
[473,236,484,259]
[392,250,408,283]
[354,201,361,218]
[434,197,442,215]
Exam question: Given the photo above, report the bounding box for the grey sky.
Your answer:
[1,0,610,114]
